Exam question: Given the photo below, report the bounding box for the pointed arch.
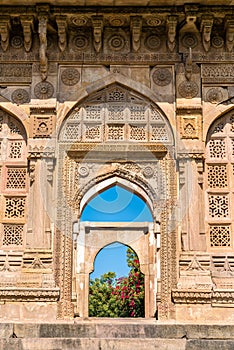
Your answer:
[205,108,234,250]
[0,102,29,139]
[75,171,157,219]
[57,73,175,142]
[204,105,234,142]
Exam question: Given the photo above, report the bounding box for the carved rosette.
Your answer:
[145,16,162,27]
[11,89,30,104]
[34,81,54,99]
[108,34,126,51]
[152,68,172,86]
[145,35,161,51]
[178,81,199,99]
[72,35,89,51]
[11,35,23,49]
[182,33,198,49]
[211,35,224,49]
[108,15,126,27]
[206,88,223,104]
[61,68,80,86]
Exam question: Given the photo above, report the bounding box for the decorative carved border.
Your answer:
[172,289,234,306]
[172,289,212,304]
[0,287,60,302]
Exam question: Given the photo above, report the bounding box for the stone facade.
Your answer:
[0,1,233,322]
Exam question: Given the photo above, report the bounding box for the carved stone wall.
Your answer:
[0,3,233,321]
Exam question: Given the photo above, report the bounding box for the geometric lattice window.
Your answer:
[209,225,231,247]
[208,139,226,158]
[5,197,25,218]
[129,125,146,141]
[64,124,80,141]
[207,165,227,188]
[208,194,229,218]
[6,168,27,189]
[84,124,101,141]
[108,105,125,121]
[2,224,23,246]
[0,110,27,249]
[60,85,173,145]
[9,120,21,135]
[150,125,168,141]
[9,141,23,159]
[206,111,234,249]
[107,124,124,140]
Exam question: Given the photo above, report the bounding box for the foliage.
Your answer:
[89,272,120,317]
[89,247,144,317]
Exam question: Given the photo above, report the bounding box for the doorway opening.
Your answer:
[89,242,145,317]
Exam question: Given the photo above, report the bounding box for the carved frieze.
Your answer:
[172,289,212,304]
[0,288,59,302]
[0,64,31,83]
[202,64,234,83]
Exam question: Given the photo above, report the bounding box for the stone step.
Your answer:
[1,337,234,350]
[0,322,234,350]
[0,337,186,350]
[10,322,234,339]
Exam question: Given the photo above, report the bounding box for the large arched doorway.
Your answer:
[56,82,177,320]
[81,185,152,318]
[73,183,156,318]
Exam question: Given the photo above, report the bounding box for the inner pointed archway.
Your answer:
[81,184,153,223]
[89,242,145,318]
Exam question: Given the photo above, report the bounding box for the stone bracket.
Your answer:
[20,15,34,52]
[130,16,142,52]
[91,16,103,53]
[56,15,67,52]
[167,15,177,52]
[0,15,10,52]
[225,15,234,52]
[200,15,213,52]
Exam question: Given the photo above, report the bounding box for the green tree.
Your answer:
[89,272,119,317]
[89,247,144,317]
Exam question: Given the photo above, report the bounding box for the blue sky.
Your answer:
[81,185,153,279]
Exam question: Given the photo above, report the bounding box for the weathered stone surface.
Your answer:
[0,0,234,325]
[186,340,234,350]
